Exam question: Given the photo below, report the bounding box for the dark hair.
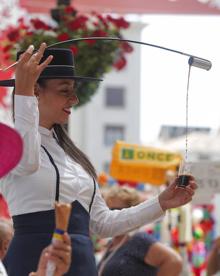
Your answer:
[53,124,97,179]
[12,80,97,179]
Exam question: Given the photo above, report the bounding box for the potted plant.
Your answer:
[0,1,133,106]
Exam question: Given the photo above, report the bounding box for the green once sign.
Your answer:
[120,148,175,162]
[121,148,134,160]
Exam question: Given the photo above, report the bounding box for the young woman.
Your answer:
[0,43,197,276]
[98,186,183,276]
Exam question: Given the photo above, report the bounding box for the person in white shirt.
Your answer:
[0,43,197,276]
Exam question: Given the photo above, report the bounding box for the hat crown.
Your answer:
[0,47,102,87]
[17,48,75,67]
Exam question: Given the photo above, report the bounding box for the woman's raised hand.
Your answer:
[158,176,197,211]
[15,43,53,96]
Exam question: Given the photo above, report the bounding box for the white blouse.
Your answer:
[0,95,165,238]
[0,260,8,276]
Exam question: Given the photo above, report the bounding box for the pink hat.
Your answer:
[0,123,23,178]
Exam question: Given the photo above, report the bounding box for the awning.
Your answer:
[19,0,220,15]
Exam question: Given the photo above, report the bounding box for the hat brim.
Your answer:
[0,123,23,178]
[0,75,103,87]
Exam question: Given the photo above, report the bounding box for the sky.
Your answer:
[140,15,220,144]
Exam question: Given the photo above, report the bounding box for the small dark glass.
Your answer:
[177,174,191,188]
[177,161,192,188]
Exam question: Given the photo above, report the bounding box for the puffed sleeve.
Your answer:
[90,184,165,238]
[126,232,157,261]
[12,95,41,175]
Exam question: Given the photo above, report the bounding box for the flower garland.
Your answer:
[0,4,133,107]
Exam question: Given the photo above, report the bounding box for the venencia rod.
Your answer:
[0,37,212,72]
[48,36,212,71]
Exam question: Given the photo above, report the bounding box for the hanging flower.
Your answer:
[57,33,70,41]
[70,45,78,55]
[0,4,133,107]
[113,56,127,70]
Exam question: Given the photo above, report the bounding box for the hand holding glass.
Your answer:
[177,161,192,188]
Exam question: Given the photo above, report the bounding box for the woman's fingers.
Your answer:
[52,241,71,253]
[49,248,71,263]
[63,232,71,245]
[184,186,195,196]
[48,234,71,266]
[19,43,53,77]
[38,55,53,71]
[32,42,47,64]
[188,180,198,190]
[28,43,47,66]
[18,45,35,64]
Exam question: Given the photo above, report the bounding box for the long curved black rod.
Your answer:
[0,36,212,72]
[47,36,212,71]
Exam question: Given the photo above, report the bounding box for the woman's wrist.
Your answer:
[15,87,35,96]
[158,194,168,211]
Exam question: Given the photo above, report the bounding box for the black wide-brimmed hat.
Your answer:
[0,48,102,87]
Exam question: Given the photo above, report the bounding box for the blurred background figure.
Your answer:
[206,236,220,276]
[0,219,13,276]
[162,169,193,276]
[98,186,183,276]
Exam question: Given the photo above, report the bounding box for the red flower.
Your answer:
[85,38,96,46]
[70,45,78,55]
[93,30,107,37]
[57,33,70,41]
[96,14,108,28]
[121,42,133,53]
[93,22,99,27]
[18,17,29,30]
[26,31,34,36]
[3,53,10,60]
[68,15,88,31]
[65,6,77,14]
[7,29,20,42]
[30,18,51,30]
[107,15,129,29]
[2,44,12,53]
[0,70,13,108]
[113,56,127,70]
[116,17,130,29]
[84,30,107,46]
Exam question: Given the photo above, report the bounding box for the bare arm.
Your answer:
[144,242,183,276]
[207,238,220,276]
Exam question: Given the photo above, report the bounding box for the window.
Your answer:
[104,125,125,146]
[105,86,125,107]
